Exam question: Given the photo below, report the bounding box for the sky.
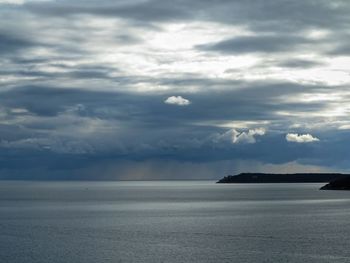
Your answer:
[1,0,350,180]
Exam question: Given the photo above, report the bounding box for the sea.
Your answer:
[0,181,349,263]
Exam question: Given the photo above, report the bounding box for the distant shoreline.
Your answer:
[217,173,349,184]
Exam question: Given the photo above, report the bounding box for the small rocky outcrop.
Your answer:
[320,177,350,190]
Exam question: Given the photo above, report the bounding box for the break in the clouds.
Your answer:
[286,133,320,143]
[1,0,350,179]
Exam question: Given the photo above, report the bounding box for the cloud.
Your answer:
[1,0,350,179]
[24,0,191,22]
[286,133,319,143]
[21,0,350,33]
[164,96,191,106]
[0,32,34,54]
[276,59,325,69]
[197,35,311,54]
[0,0,24,4]
[213,128,266,144]
[232,128,266,144]
[0,137,94,154]
[338,124,350,130]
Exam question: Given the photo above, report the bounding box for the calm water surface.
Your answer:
[0,181,349,263]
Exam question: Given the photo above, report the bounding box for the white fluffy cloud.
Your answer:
[214,128,266,144]
[233,128,266,144]
[286,133,319,143]
[164,96,191,106]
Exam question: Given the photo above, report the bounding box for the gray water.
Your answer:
[0,181,349,263]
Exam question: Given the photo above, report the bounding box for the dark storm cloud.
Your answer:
[0,81,312,137]
[0,86,126,117]
[0,81,329,123]
[197,35,312,54]
[276,59,325,69]
[205,0,350,32]
[0,32,34,54]
[23,0,350,32]
[0,69,110,79]
[0,125,337,180]
[0,81,334,175]
[24,0,190,22]
[0,61,122,81]
[114,34,142,45]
